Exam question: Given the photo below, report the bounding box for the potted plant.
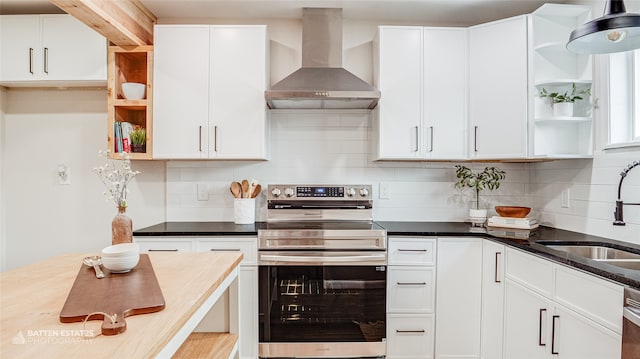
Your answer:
[538,83,590,117]
[454,165,506,225]
[129,125,146,153]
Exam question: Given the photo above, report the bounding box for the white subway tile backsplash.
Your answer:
[165,110,640,245]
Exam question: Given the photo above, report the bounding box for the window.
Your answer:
[608,48,640,146]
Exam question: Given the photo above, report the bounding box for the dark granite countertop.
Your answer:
[134,221,640,289]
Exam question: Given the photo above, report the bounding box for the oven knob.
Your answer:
[271,188,282,197]
[346,188,356,197]
[284,188,295,197]
[359,188,369,197]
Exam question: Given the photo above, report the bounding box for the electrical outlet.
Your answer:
[197,183,209,201]
[379,182,390,199]
[561,188,570,208]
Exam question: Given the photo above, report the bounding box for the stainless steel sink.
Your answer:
[542,244,640,271]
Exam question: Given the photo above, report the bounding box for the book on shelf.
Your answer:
[114,122,133,153]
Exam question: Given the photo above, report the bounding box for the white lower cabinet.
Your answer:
[387,314,434,358]
[504,247,623,359]
[435,237,482,359]
[387,237,436,358]
[481,240,505,359]
[134,236,258,359]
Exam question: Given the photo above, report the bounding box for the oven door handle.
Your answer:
[259,253,386,263]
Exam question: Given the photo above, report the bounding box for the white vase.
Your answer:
[553,102,573,117]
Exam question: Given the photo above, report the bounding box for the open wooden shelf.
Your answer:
[107,45,154,160]
[173,333,239,359]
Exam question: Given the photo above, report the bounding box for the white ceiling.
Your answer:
[0,0,591,26]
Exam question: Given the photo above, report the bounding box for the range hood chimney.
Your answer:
[265,8,380,109]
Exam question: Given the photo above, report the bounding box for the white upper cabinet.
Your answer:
[0,15,106,86]
[374,26,424,160]
[530,4,593,158]
[374,26,467,160]
[469,15,529,160]
[153,25,269,160]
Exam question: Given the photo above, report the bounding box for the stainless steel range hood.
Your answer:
[265,8,380,110]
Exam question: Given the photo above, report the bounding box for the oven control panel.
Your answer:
[267,184,372,200]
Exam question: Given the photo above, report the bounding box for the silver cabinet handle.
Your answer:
[44,47,48,74]
[414,126,419,152]
[29,48,34,74]
[539,308,547,346]
[495,251,502,283]
[396,329,425,333]
[398,249,427,252]
[551,315,559,355]
[397,282,426,286]
[474,125,479,152]
[148,249,179,252]
[429,126,434,152]
[209,248,240,252]
[198,126,203,151]
[214,125,218,152]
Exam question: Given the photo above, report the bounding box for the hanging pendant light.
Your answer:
[567,0,640,54]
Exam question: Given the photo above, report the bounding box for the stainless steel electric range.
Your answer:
[258,184,387,359]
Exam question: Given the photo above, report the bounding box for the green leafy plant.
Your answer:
[454,165,506,210]
[129,126,146,146]
[538,83,590,103]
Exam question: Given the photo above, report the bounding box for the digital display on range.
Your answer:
[297,186,344,197]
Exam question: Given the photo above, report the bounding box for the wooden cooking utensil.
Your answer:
[230,182,242,198]
[241,179,250,198]
[251,184,262,198]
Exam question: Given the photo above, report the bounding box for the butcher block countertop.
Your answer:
[0,251,243,359]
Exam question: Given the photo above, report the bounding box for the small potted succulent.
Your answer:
[538,83,590,117]
[454,165,506,225]
[129,126,146,153]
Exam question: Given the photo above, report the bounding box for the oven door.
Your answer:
[258,251,387,358]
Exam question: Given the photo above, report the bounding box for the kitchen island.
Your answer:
[0,251,243,358]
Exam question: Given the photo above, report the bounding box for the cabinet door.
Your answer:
[0,15,41,82]
[469,16,528,159]
[423,27,467,159]
[504,280,552,359]
[209,26,268,159]
[481,240,505,359]
[552,304,621,359]
[435,237,482,358]
[153,25,210,159]
[375,26,423,159]
[41,15,106,82]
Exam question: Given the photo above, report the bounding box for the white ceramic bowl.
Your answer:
[101,254,139,273]
[102,243,140,258]
[122,82,146,100]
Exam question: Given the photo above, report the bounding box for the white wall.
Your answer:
[2,88,165,270]
[0,87,7,271]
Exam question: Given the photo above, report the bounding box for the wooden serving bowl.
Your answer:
[495,206,531,218]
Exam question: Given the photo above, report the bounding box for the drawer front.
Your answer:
[197,237,258,265]
[554,265,624,334]
[387,314,434,358]
[388,266,435,313]
[135,239,194,253]
[506,248,553,297]
[388,237,436,266]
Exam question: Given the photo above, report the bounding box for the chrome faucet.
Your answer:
[614,160,640,226]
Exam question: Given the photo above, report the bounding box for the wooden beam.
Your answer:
[48,0,156,46]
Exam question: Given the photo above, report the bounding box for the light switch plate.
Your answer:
[197,183,209,201]
[561,188,570,208]
[379,182,390,199]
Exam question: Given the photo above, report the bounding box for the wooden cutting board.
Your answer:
[59,254,165,335]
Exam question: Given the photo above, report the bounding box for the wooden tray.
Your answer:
[60,254,165,335]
